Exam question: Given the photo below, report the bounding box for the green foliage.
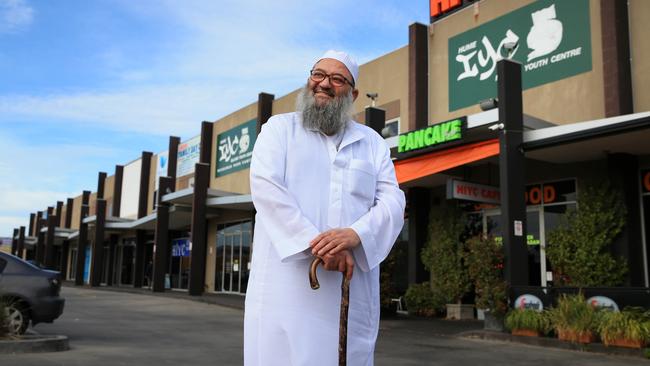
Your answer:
[504,309,551,333]
[546,183,628,287]
[547,293,599,336]
[464,235,508,316]
[404,282,445,317]
[421,205,469,304]
[380,243,404,308]
[597,308,650,345]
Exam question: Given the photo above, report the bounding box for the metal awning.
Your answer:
[524,111,650,163]
[161,187,238,205]
[206,194,254,211]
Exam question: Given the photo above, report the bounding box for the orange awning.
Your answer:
[395,139,500,184]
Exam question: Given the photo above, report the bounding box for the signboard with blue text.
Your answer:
[172,238,191,257]
[448,0,592,111]
[216,119,257,177]
[177,135,201,177]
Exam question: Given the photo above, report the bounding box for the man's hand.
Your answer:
[310,228,361,257]
[320,249,354,280]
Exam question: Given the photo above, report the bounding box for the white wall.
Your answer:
[120,159,142,219]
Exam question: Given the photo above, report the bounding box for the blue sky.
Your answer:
[0,0,429,236]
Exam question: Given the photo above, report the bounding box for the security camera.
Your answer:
[366,93,378,99]
[503,41,518,52]
[479,98,498,111]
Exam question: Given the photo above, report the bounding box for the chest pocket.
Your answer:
[346,159,376,206]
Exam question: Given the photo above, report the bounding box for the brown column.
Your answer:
[365,107,386,135]
[113,165,123,217]
[17,226,25,259]
[28,213,35,237]
[44,214,57,268]
[11,228,18,256]
[133,153,152,288]
[35,211,44,264]
[199,122,213,165]
[60,240,70,280]
[75,191,91,286]
[97,172,107,199]
[600,0,633,117]
[153,176,174,292]
[65,198,74,228]
[55,201,63,227]
[168,136,180,188]
[189,163,209,296]
[90,199,106,287]
[256,92,275,135]
[409,22,429,131]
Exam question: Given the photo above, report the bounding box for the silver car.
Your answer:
[0,252,65,334]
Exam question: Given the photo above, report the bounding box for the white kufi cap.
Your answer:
[317,50,359,85]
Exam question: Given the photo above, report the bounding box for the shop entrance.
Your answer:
[115,238,135,286]
[215,221,252,293]
[170,238,190,290]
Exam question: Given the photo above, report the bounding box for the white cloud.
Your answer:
[0,0,33,34]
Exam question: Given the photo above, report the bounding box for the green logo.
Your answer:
[216,119,257,177]
[398,118,463,153]
[448,0,592,111]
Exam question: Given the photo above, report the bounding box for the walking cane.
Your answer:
[309,257,350,366]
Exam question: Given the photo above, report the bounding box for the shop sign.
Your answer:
[398,117,464,153]
[448,0,592,111]
[642,169,650,193]
[172,238,190,257]
[525,180,576,205]
[430,0,477,23]
[587,296,619,312]
[216,119,257,177]
[177,135,201,177]
[155,151,169,190]
[447,179,500,204]
[514,294,544,311]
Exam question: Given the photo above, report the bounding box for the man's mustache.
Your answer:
[313,87,335,97]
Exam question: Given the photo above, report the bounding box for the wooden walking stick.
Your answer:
[309,257,351,366]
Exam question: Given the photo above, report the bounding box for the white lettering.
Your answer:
[550,47,582,63]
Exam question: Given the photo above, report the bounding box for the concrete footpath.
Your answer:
[1,286,647,365]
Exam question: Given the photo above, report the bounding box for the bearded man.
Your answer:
[244,50,405,366]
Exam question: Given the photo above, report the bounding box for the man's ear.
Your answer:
[352,89,359,102]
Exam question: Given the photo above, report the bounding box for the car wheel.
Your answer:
[4,300,29,335]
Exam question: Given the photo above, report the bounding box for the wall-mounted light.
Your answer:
[479,97,498,111]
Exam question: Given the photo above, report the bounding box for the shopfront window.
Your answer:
[215,221,252,293]
[640,169,650,287]
[170,238,191,290]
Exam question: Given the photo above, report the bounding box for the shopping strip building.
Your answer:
[9,0,650,306]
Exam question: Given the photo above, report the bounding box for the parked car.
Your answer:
[0,252,65,334]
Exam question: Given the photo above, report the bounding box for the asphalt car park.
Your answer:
[2,286,648,366]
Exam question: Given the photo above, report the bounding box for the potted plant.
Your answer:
[546,183,628,287]
[548,293,598,344]
[404,282,445,317]
[421,205,471,320]
[464,235,508,329]
[597,308,650,348]
[504,308,550,337]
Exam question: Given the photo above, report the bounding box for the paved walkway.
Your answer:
[2,286,648,365]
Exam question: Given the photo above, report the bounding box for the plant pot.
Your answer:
[511,329,541,337]
[557,329,595,344]
[445,304,474,320]
[483,311,504,332]
[604,338,646,349]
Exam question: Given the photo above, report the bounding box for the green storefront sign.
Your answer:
[216,119,257,177]
[398,118,464,153]
[448,0,592,111]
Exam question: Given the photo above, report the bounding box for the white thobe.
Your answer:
[244,112,406,366]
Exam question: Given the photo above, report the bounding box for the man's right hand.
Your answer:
[320,249,354,280]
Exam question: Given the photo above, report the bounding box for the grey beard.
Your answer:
[296,85,353,136]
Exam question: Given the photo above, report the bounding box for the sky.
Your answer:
[0,0,430,237]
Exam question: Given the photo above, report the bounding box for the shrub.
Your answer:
[547,293,599,338]
[421,205,469,304]
[464,235,508,317]
[404,282,445,317]
[505,309,550,333]
[597,308,650,346]
[546,183,628,286]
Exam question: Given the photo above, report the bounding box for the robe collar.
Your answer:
[303,119,366,151]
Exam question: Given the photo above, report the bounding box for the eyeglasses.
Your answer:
[309,69,354,87]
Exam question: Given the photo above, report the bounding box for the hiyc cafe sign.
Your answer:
[448,0,592,111]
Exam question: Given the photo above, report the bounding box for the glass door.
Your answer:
[170,238,190,290]
[215,221,252,293]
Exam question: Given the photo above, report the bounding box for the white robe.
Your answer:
[244,112,405,366]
